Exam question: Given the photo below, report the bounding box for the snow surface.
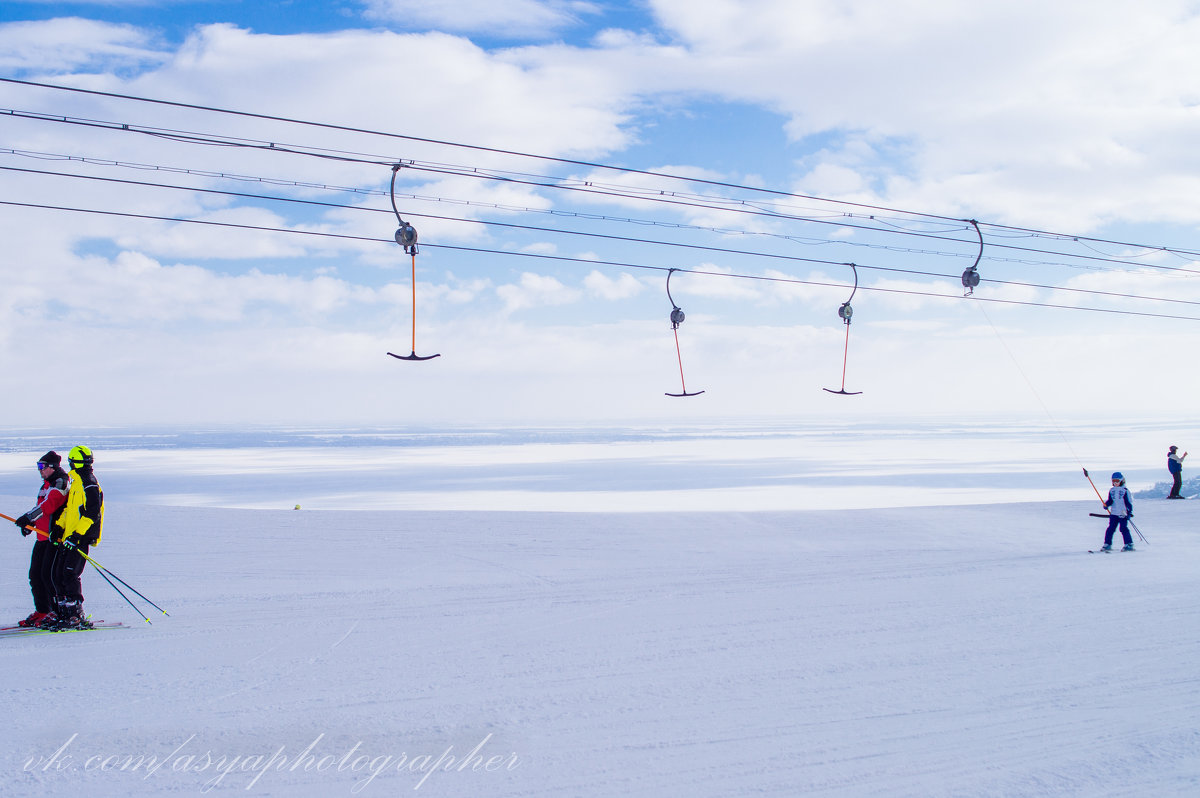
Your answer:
[2,495,1198,797]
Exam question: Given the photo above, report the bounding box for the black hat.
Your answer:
[39,451,61,467]
[1170,445,1178,452]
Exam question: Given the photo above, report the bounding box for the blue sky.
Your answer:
[3,1,1200,427]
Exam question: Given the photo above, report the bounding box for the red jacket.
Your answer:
[26,468,69,542]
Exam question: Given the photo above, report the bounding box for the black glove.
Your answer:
[14,514,32,535]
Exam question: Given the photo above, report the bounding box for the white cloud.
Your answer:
[361,0,599,40]
[584,269,643,300]
[496,271,582,313]
[0,17,167,72]
[582,0,1200,230]
[155,24,632,161]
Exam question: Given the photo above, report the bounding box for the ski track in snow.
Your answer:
[0,499,1198,797]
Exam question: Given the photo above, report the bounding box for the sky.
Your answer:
[3,0,1200,428]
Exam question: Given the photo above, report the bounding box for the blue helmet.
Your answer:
[1111,471,1124,481]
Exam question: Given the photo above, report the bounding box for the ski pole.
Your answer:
[61,540,170,617]
[88,560,153,624]
[2,513,171,616]
[1,512,154,622]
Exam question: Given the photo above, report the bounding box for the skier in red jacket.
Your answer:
[12,451,70,627]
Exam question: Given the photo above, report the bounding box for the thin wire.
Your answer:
[6,122,1200,275]
[9,163,1200,310]
[0,78,991,225]
[4,115,1195,276]
[6,197,1199,322]
[970,299,1088,468]
[6,76,1200,261]
[8,152,1177,277]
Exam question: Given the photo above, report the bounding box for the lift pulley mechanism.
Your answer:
[386,164,440,362]
[960,219,983,297]
[664,268,704,397]
[823,262,863,396]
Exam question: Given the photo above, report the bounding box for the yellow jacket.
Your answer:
[60,468,104,546]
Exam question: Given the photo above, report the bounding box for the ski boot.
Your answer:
[50,599,90,631]
[1121,544,1135,552]
[17,611,50,628]
[1099,544,1112,552]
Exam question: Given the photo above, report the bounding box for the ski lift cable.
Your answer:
[395,161,1200,273]
[2,115,989,244]
[8,116,1200,275]
[13,157,1200,308]
[0,164,973,284]
[0,106,398,168]
[7,77,1200,262]
[0,79,1011,226]
[8,196,1200,323]
[19,157,1200,305]
[11,154,1182,279]
[1,116,1022,260]
[0,157,1007,267]
[969,298,1089,469]
[422,242,1200,322]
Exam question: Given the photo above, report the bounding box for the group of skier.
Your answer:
[10,445,103,630]
[0,440,1184,624]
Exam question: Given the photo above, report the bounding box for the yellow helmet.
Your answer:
[68,445,94,469]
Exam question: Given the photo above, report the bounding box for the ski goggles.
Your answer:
[36,461,51,470]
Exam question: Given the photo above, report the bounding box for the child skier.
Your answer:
[1101,472,1135,552]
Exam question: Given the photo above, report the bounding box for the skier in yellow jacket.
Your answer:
[50,445,104,629]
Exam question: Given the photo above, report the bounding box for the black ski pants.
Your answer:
[50,544,88,604]
[28,539,56,613]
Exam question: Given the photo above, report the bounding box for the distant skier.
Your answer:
[1100,472,1134,552]
[49,445,104,630]
[11,451,69,627]
[1166,445,1187,499]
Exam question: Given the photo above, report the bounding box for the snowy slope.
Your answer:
[1,498,1198,797]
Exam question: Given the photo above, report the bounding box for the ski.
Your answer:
[0,620,128,637]
[2,613,119,632]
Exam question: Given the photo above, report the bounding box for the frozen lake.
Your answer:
[0,417,1187,510]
